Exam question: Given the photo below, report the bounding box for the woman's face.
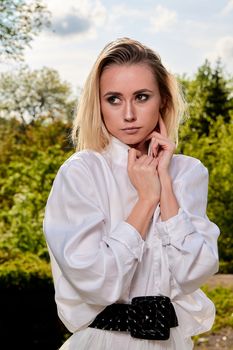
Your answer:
[100,63,162,152]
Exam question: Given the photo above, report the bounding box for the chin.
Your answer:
[121,135,145,145]
[126,138,150,153]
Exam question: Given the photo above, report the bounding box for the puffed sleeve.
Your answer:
[154,159,220,294]
[43,155,145,306]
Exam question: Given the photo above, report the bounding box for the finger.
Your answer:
[146,128,167,143]
[157,149,164,160]
[151,157,159,168]
[136,154,152,165]
[148,136,156,156]
[152,140,159,157]
[127,148,138,168]
[145,131,156,142]
[151,135,170,147]
[159,116,168,137]
[142,155,155,166]
[150,132,175,150]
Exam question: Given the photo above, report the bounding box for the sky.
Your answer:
[2,0,233,92]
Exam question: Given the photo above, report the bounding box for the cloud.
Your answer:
[46,0,107,38]
[215,36,233,59]
[206,36,233,74]
[109,4,145,21]
[105,4,146,33]
[106,3,178,35]
[221,0,233,15]
[52,14,91,36]
[208,36,233,60]
[149,5,177,33]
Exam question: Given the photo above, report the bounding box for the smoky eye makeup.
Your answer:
[106,95,121,104]
[136,93,150,101]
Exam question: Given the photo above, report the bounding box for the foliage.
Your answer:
[0,118,73,261]
[0,251,52,288]
[0,251,63,349]
[192,285,233,345]
[178,61,233,272]
[0,0,50,61]
[0,59,232,278]
[0,66,76,124]
[204,286,233,331]
[178,115,233,271]
[179,59,232,137]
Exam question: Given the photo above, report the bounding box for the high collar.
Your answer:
[103,136,131,166]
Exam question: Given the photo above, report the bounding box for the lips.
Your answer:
[122,127,140,130]
[121,127,141,134]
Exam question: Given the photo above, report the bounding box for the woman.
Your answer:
[43,38,220,349]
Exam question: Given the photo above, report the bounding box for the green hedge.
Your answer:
[0,253,68,350]
[0,252,52,287]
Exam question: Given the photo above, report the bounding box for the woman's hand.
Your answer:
[127,148,160,205]
[126,116,178,232]
[147,116,176,175]
[147,116,179,221]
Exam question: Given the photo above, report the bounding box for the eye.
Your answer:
[107,95,120,104]
[136,93,149,102]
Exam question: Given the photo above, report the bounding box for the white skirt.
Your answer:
[59,327,193,350]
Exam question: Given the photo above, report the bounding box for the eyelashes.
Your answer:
[106,94,150,105]
[136,93,150,102]
[107,96,120,104]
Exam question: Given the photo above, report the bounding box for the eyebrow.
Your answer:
[103,89,153,97]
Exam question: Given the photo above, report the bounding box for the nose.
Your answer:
[124,101,136,122]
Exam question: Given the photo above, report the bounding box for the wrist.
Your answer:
[159,172,172,186]
[138,196,159,208]
[127,197,160,239]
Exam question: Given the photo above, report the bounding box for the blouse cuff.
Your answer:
[103,221,145,262]
[154,208,195,246]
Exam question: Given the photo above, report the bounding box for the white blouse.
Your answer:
[43,137,219,340]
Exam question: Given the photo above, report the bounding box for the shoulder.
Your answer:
[170,154,208,183]
[50,150,110,196]
[58,149,107,177]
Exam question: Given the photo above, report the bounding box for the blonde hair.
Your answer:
[72,37,186,151]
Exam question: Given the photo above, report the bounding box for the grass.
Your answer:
[192,285,233,345]
[204,286,233,330]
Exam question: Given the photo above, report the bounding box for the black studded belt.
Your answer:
[89,296,178,340]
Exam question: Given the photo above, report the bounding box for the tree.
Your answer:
[178,61,233,272]
[0,0,50,61]
[0,66,76,123]
[178,114,233,272]
[179,59,232,138]
[0,118,73,260]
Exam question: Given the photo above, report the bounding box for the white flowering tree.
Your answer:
[0,66,76,123]
[0,0,50,61]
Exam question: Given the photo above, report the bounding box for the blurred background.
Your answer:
[0,1,232,349]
